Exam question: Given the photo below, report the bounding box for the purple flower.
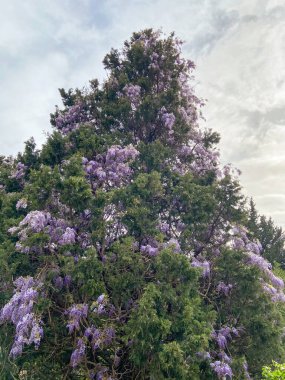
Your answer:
[212,327,233,350]
[92,294,112,315]
[218,351,232,363]
[140,244,159,256]
[217,282,233,296]
[103,327,115,345]
[232,236,245,250]
[159,107,176,139]
[66,304,88,334]
[266,270,284,289]
[192,258,210,277]
[0,276,43,358]
[262,283,285,302]
[197,351,211,360]
[164,238,181,253]
[70,338,86,367]
[246,252,271,272]
[54,276,63,290]
[16,198,27,210]
[63,275,72,287]
[10,162,26,180]
[97,294,105,304]
[19,210,51,233]
[210,361,233,379]
[123,84,141,110]
[59,227,76,245]
[243,361,252,379]
[158,222,170,233]
[83,145,139,190]
[55,103,92,135]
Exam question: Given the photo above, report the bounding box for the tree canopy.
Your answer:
[0,29,285,380]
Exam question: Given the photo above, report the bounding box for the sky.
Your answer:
[1,0,285,227]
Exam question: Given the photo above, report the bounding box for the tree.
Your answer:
[246,198,285,266]
[0,29,285,379]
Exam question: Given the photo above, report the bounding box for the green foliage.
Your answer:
[0,28,285,380]
[262,361,285,379]
[246,199,285,266]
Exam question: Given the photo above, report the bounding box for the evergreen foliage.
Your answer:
[0,29,285,379]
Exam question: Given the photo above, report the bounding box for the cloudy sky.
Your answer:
[1,0,285,227]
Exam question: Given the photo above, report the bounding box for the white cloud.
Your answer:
[196,0,285,227]
[1,0,285,228]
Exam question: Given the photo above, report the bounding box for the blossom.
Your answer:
[66,304,88,334]
[123,84,141,110]
[164,238,181,253]
[55,103,92,134]
[0,276,43,357]
[59,227,76,245]
[83,145,139,190]
[19,210,51,233]
[140,244,159,256]
[159,107,176,139]
[211,327,233,350]
[54,276,63,289]
[70,338,86,367]
[210,361,233,379]
[217,282,233,296]
[16,198,28,210]
[192,258,210,277]
[10,162,26,180]
[92,294,108,315]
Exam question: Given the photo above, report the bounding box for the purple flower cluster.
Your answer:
[123,84,141,111]
[211,326,238,350]
[83,145,139,191]
[53,275,72,290]
[55,103,92,134]
[16,198,28,210]
[19,210,51,233]
[70,338,86,367]
[217,282,233,297]
[173,129,220,176]
[149,51,160,70]
[58,227,76,245]
[262,283,285,302]
[243,361,252,379]
[0,276,43,358]
[140,243,159,256]
[192,257,210,277]
[157,219,185,237]
[9,162,26,180]
[84,325,115,351]
[9,211,77,254]
[230,224,285,298]
[92,294,109,315]
[221,164,241,180]
[136,29,162,53]
[66,304,88,334]
[210,361,233,379]
[159,107,176,140]
[163,238,181,253]
[70,324,115,369]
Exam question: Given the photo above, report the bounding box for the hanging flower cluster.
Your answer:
[0,276,43,358]
[83,145,139,191]
[55,103,93,134]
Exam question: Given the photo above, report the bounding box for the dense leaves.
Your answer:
[0,29,285,379]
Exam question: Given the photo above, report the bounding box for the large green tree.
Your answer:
[0,29,285,379]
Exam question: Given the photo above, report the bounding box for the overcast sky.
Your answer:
[1,0,285,227]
